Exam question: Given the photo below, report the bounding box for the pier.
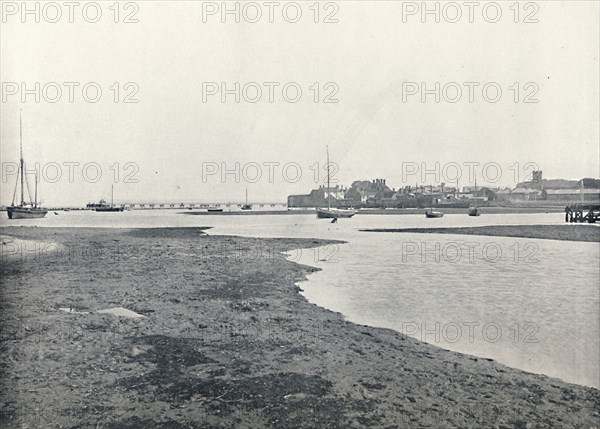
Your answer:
[565,204,600,223]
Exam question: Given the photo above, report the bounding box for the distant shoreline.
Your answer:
[0,206,568,215]
[361,224,600,243]
[180,206,566,216]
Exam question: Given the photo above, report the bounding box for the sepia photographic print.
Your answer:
[1,1,599,428]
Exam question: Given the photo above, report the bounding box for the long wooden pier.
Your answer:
[565,204,600,223]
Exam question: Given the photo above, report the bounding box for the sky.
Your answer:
[1,1,599,205]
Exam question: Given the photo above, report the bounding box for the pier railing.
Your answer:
[565,204,600,223]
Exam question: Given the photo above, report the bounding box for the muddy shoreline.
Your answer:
[361,224,600,243]
[1,227,598,428]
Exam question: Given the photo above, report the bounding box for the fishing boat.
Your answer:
[241,189,252,210]
[7,112,48,219]
[95,185,124,212]
[316,146,355,219]
[207,206,223,212]
[425,210,444,218]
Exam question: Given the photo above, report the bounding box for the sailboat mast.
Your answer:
[474,172,478,208]
[20,111,25,207]
[245,188,248,205]
[580,179,585,203]
[326,146,330,210]
[111,184,114,207]
[34,172,38,208]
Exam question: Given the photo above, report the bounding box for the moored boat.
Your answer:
[425,210,444,218]
[8,206,48,219]
[7,112,48,220]
[468,173,482,216]
[316,207,356,219]
[468,206,481,217]
[96,206,124,212]
[95,185,124,212]
[316,146,355,219]
[241,189,252,210]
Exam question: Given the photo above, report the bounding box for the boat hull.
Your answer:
[7,206,48,219]
[207,208,224,212]
[468,207,481,216]
[95,207,124,212]
[316,208,355,219]
[425,211,444,218]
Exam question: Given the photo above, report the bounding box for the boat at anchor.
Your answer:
[316,146,355,219]
[7,112,48,219]
[425,210,444,218]
[95,185,124,212]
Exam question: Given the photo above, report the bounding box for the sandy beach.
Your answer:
[1,227,598,428]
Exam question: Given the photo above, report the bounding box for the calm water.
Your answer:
[2,210,599,388]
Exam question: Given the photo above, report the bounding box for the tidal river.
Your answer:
[205,212,599,389]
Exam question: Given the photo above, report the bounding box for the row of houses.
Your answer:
[287,175,600,208]
[287,179,486,208]
[497,188,600,201]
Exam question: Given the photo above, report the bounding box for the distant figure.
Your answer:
[331,218,338,224]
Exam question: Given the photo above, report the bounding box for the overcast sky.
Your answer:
[1,1,598,205]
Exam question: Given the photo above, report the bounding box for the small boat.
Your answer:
[207,206,223,212]
[468,173,481,216]
[96,205,123,212]
[241,189,252,210]
[7,112,48,219]
[425,210,444,218]
[316,146,355,219]
[316,207,356,219]
[95,185,124,212]
[468,206,481,217]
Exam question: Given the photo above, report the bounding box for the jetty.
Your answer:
[565,203,600,223]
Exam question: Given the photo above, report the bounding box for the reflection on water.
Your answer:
[295,234,599,389]
[2,210,598,387]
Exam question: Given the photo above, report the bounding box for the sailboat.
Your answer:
[316,146,355,219]
[7,112,48,219]
[241,188,252,210]
[468,174,481,216]
[95,185,123,212]
[425,191,444,218]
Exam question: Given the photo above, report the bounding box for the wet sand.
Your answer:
[361,224,600,243]
[1,227,598,428]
